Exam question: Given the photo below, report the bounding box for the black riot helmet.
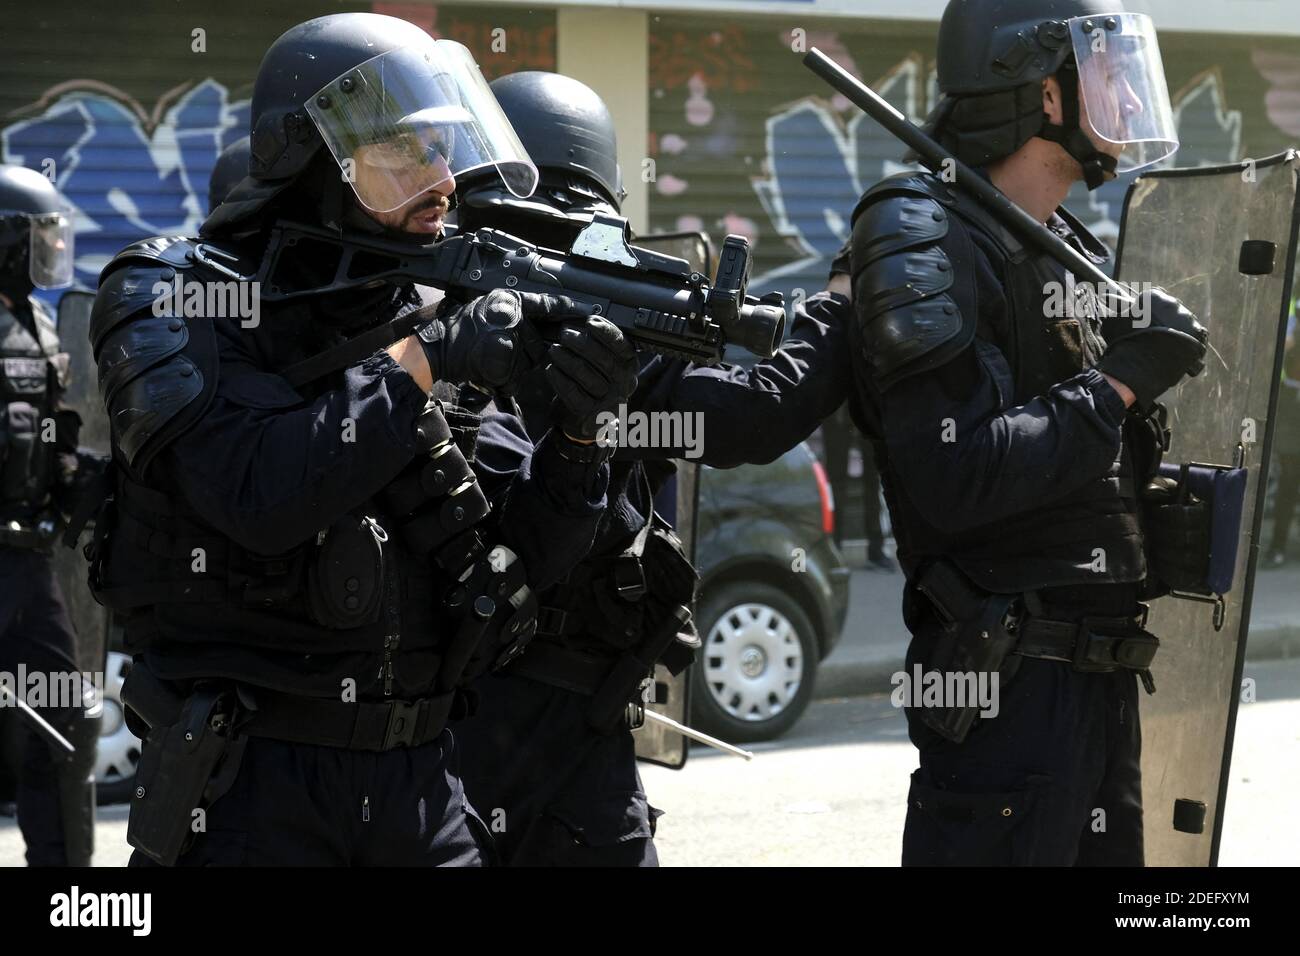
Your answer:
[0,164,74,296]
[203,12,536,236]
[926,0,1178,189]
[457,71,625,247]
[208,136,251,215]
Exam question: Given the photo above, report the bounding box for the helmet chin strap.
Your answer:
[1037,64,1118,192]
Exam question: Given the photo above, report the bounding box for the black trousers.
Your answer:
[902,631,1143,867]
[128,731,489,866]
[0,547,83,866]
[456,670,660,867]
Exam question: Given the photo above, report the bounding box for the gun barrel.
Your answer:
[733,302,785,357]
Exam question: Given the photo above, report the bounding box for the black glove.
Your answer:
[417,290,592,392]
[545,316,639,443]
[1097,286,1208,409]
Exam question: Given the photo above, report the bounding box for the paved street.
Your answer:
[3,655,1296,867]
[644,655,1300,866]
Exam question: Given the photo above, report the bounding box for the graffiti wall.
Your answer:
[644,14,1300,300]
[0,1,554,301]
[3,1,1297,313]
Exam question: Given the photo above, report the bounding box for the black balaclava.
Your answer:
[0,218,35,303]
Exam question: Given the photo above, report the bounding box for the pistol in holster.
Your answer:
[587,604,694,735]
[910,560,1024,745]
[123,666,247,866]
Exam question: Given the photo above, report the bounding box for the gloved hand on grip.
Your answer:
[1097,286,1209,409]
[418,289,593,392]
[545,316,639,444]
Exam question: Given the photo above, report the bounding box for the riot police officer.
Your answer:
[453,72,851,865]
[0,163,97,866]
[90,13,636,867]
[845,0,1208,865]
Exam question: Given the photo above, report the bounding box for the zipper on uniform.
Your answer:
[382,636,397,696]
[373,517,400,697]
[362,796,370,822]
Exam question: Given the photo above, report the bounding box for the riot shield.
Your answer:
[1113,151,1300,866]
[53,290,110,674]
[628,231,711,769]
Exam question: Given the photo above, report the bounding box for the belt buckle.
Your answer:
[1070,619,1114,673]
[383,699,420,750]
[612,557,646,602]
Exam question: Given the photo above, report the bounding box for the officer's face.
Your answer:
[1079,72,1141,167]
[352,128,457,235]
[1042,75,1126,181]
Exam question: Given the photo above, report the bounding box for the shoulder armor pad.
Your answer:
[91,237,221,475]
[91,237,200,348]
[850,171,951,226]
[852,171,1024,263]
[849,181,977,391]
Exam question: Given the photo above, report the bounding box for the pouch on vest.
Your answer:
[0,400,45,505]
[306,515,386,629]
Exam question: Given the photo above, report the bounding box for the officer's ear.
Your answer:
[1042,76,1064,126]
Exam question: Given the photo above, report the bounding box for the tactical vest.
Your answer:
[0,296,67,525]
[848,173,1145,595]
[85,237,535,699]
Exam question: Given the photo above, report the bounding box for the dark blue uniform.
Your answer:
[846,172,1149,866]
[1,294,95,866]
[457,292,850,865]
[91,239,607,867]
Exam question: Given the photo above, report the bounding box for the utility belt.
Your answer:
[122,662,466,866]
[909,559,1158,744]
[1015,597,1157,678]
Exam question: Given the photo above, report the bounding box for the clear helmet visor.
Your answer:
[305,40,538,214]
[28,211,74,289]
[1070,12,1179,173]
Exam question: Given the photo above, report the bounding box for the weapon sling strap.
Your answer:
[280,311,428,389]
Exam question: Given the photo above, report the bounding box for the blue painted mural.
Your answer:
[2,80,250,301]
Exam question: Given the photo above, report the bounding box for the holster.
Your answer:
[125,677,245,867]
[587,604,693,735]
[910,560,1025,744]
